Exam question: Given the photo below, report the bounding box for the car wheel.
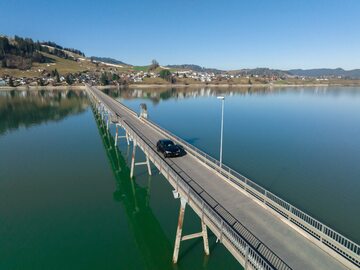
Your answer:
[163,153,167,158]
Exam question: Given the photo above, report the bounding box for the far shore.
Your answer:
[1,83,360,91]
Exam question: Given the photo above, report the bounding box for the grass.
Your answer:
[140,77,170,84]
[133,66,149,72]
[0,52,135,78]
[0,52,94,78]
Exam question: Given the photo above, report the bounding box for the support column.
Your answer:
[244,246,249,270]
[129,141,152,178]
[202,219,210,255]
[173,197,187,264]
[130,141,137,179]
[172,197,210,264]
[115,125,119,146]
[125,131,130,145]
[146,155,152,176]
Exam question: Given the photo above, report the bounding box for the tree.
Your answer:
[56,72,60,83]
[65,74,74,85]
[149,59,159,71]
[159,69,174,83]
[112,73,119,81]
[100,72,109,85]
[8,77,14,87]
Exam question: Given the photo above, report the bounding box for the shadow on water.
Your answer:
[93,109,176,270]
[0,90,89,135]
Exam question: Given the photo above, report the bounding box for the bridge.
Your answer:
[86,85,359,270]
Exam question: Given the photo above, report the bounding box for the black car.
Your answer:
[156,139,186,158]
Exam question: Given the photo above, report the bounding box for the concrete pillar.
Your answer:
[202,219,210,255]
[146,155,152,176]
[244,246,249,270]
[115,125,118,146]
[173,198,187,264]
[130,141,136,179]
[126,132,130,145]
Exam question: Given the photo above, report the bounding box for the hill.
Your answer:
[166,64,222,74]
[0,35,88,70]
[0,34,133,79]
[228,68,289,77]
[90,56,130,67]
[287,68,360,79]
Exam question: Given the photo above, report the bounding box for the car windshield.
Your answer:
[164,141,174,147]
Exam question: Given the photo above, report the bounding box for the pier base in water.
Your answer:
[172,197,210,264]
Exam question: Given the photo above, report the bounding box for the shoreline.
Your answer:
[1,83,360,91]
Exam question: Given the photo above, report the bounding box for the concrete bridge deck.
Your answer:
[87,85,357,270]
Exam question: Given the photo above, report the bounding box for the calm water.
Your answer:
[0,87,359,269]
[0,90,238,270]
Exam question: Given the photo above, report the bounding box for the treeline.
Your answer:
[0,36,48,69]
[0,35,85,70]
[41,41,85,56]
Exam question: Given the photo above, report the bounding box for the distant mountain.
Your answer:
[166,64,223,74]
[230,68,290,77]
[287,68,360,79]
[90,56,130,66]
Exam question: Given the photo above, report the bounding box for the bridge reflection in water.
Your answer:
[93,109,175,270]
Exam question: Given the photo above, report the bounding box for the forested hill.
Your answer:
[287,68,360,78]
[0,35,85,70]
[166,64,222,74]
[90,56,129,66]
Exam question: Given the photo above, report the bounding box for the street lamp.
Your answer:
[217,96,225,168]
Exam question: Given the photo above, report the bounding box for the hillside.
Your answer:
[287,68,360,79]
[90,56,130,67]
[0,34,134,79]
[0,35,89,70]
[166,64,222,74]
[228,68,289,77]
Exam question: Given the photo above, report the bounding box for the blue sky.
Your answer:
[1,0,359,70]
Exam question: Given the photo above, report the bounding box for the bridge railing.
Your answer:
[138,104,359,268]
[88,86,359,268]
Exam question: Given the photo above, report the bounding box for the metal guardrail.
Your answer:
[87,85,359,268]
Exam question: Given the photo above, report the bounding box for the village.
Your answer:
[0,69,297,87]
[0,64,353,88]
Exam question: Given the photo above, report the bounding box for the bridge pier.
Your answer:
[115,124,130,147]
[172,196,210,264]
[130,140,152,178]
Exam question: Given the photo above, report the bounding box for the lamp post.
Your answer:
[217,96,225,168]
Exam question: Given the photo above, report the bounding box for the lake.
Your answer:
[0,86,359,269]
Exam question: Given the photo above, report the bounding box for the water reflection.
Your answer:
[93,108,174,270]
[0,90,89,135]
[103,86,360,104]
